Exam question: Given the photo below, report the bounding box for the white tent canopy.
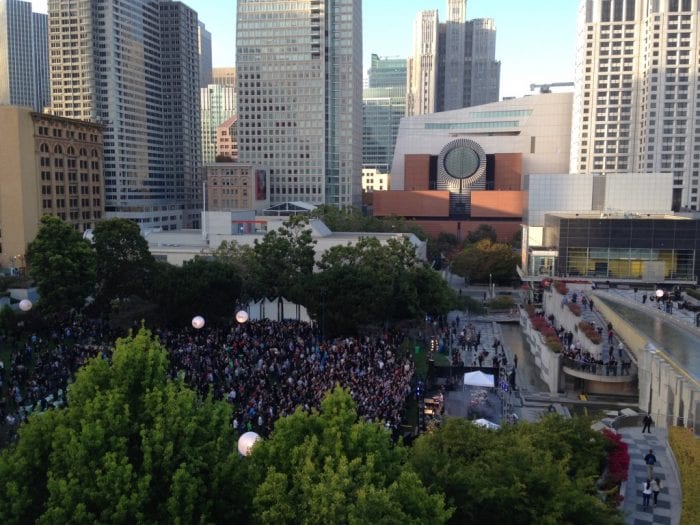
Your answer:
[463,371,495,388]
[473,418,500,430]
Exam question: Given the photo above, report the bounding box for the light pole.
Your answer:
[489,273,492,299]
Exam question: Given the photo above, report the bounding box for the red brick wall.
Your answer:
[373,191,450,217]
[493,153,522,190]
[471,191,523,218]
[404,154,432,190]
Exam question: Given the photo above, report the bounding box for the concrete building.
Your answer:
[204,163,269,215]
[406,1,499,117]
[198,21,212,88]
[216,116,238,162]
[571,0,700,211]
[0,106,104,271]
[361,168,390,192]
[236,0,363,208]
[0,0,49,111]
[363,55,406,173]
[520,171,700,285]
[201,84,236,163]
[381,93,572,238]
[47,0,201,231]
[148,215,426,267]
[212,67,236,87]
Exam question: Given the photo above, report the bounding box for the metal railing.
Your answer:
[562,356,637,378]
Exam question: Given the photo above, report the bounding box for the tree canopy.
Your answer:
[308,237,457,336]
[410,417,622,525]
[244,387,452,524]
[252,216,316,303]
[26,215,96,316]
[450,239,519,285]
[0,328,244,524]
[93,218,155,309]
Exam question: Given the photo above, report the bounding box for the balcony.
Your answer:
[562,356,636,383]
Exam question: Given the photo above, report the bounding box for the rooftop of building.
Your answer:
[546,212,691,221]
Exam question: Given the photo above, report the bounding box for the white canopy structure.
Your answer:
[463,371,495,388]
[473,418,500,430]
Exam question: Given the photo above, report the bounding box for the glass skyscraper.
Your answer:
[48,0,201,230]
[236,0,362,207]
[0,0,49,111]
[363,55,406,172]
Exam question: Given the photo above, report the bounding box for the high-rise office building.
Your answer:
[212,67,236,87]
[201,83,236,162]
[198,21,212,88]
[0,0,49,111]
[406,1,499,116]
[48,0,201,230]
[363,55,406,172]
[571,0,700,211]
[236,0,362,207]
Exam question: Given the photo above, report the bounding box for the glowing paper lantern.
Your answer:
[19,299,32,312]
[655,289,665,299]
[237,431,260,456]
[191,315,205,329]
[235,310,249,324]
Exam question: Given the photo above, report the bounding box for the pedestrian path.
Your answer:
[618,426,681,525]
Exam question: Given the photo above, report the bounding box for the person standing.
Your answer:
[650,477,661,507]
[642,413,653,433]
[644,449,657,479]
[642,479,653,509]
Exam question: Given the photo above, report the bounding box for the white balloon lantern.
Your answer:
[191,315,205,329]
[655,289,665,299]
[19,299,32,312]
[237,431,260,456]
[235,310,249,324]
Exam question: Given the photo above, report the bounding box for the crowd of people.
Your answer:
[1,318,416,441]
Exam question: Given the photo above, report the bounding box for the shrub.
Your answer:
[579,321,602,344]
[567,302,582,317]
[553,281,569,295]
[686,288,700,301]
[602,428,630,486]
[669,426,700,525]
[488,295,514,310]
[545,336,562,353]
[524,304,536,317]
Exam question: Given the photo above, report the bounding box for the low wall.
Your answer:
[544,287,602,357]
[592,291,700,434]
[519,308,562,393]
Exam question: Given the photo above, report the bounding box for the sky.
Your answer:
[29,0,580,99]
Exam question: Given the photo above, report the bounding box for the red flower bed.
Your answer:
[553,281,569,295]
[602,428,630,486]
[578,321,602,344]
[567,302,582,317]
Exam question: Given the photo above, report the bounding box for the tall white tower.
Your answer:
[572,0,700,211]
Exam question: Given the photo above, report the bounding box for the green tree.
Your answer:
[253,216,316,302]
[26,216,96,315]
[212,239,261,300]
[450,239,519,284]
[410,418,622,525]
[0,327,245,524]
[245,387,452,524]
[149,258,243,326]
[310,237,456,335]
[466,224,498,245]
[427,232,459,266]
[92,218,155,309]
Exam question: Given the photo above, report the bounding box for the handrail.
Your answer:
[561,356,636,378]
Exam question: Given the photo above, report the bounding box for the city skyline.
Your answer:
[29,0,579,100]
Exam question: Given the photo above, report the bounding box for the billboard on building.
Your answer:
[255,169,267,200]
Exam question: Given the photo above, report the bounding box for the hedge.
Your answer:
[668,426,700,525]
[579,321,602,345]
[686,288,700,301]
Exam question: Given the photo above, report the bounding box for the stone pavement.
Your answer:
[618,426,681,525]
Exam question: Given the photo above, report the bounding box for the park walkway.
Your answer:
[619,425,681,525]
